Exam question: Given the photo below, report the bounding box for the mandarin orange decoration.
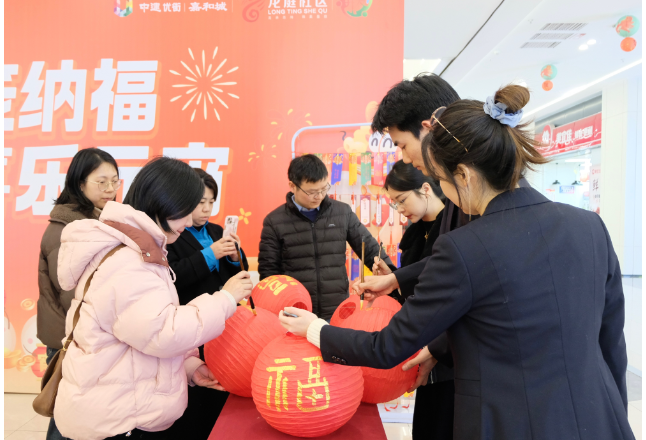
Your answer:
[331,295,418,404]
[251,333,364,437]
[204,305,285,397]
[252,275,312,316]
[542,81,554,91]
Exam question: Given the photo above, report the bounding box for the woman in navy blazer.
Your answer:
[280,85,633,440]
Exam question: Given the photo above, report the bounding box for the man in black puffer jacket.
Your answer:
[259,154,394,320]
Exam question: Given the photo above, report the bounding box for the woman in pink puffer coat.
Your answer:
[55,157,253,440]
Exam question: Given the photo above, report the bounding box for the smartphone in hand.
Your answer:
[223,216,239,237]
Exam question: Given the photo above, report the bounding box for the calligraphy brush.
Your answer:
[360,242,365,301]
[236,242,256,316]
[376,240,384,272]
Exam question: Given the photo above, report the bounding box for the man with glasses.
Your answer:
[258,154,393,321]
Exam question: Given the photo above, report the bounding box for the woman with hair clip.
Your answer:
[37,147,120,440]
[280,85,633,440]
[53,157,253,440]
[371,160,455,440]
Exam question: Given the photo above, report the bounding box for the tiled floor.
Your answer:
[3,373,642,440]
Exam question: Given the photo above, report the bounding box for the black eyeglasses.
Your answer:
[431,107,468,153]
[295,183,331,198]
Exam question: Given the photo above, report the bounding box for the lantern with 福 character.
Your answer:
[331,295,418,404]
[251,333,364,437]
[251,275,312,316]
[204,305,285,397]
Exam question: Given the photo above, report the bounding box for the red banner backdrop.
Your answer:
[4,0,404,392]
[536,112,602,157]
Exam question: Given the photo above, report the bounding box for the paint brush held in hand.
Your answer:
[360,242,365,301]
[236,242,256,316]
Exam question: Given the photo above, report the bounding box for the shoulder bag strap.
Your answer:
[61,244,126,352]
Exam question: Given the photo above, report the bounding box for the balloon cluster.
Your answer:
[616,15,640,52]
[540,64,558,92]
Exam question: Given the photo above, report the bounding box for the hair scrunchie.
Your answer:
[483,95,523,128]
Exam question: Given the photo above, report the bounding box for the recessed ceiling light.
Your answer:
[587,39,596,45]
[579,44,589,50]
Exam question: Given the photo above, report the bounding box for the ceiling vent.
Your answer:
[540,23,587,31]
[530,32,580,40]
[521,42,562,49]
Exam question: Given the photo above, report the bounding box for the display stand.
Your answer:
[208,395,387,439]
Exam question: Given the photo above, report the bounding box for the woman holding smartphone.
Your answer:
[166,168,248,439]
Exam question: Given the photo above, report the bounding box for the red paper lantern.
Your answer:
[331,296,418,404]
[205,305,285,397]
[330,295,401,326]
[621,37,637,52]
[252,275,312,315]
[542,80,553,91]
[371,295,403,314]
[251,334,364,437]
[330,295,361,326]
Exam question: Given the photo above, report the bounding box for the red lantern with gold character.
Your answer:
[251,334,364,437]
[204,305,285,397]
[252,275,312,315]
[331,295,418,404]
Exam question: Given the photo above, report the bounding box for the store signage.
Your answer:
[590,165,601,215]
[536,112,602,157]
[559,185,576,194]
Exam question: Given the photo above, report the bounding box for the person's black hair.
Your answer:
[123,157,204,233]
[384,160,444,201]
[371,73,461,139]
[288,154,328,186]
[194,168,218,201]
[55,148,120,217]
[422,84,548,207]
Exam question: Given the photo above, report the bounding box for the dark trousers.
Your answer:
[45,348,70,440]
[412,380,455,440]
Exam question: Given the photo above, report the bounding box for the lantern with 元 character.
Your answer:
[252,275,312,316]
[251,334,364,437]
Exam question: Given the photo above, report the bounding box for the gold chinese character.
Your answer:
[256,277,289,296]
[266,358,296,412]
[297,356,330,412]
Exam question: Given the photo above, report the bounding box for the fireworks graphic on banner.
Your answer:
[169,47,239,122]
[250,108,313,163]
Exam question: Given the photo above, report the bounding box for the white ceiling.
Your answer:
[403,0,642,120]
